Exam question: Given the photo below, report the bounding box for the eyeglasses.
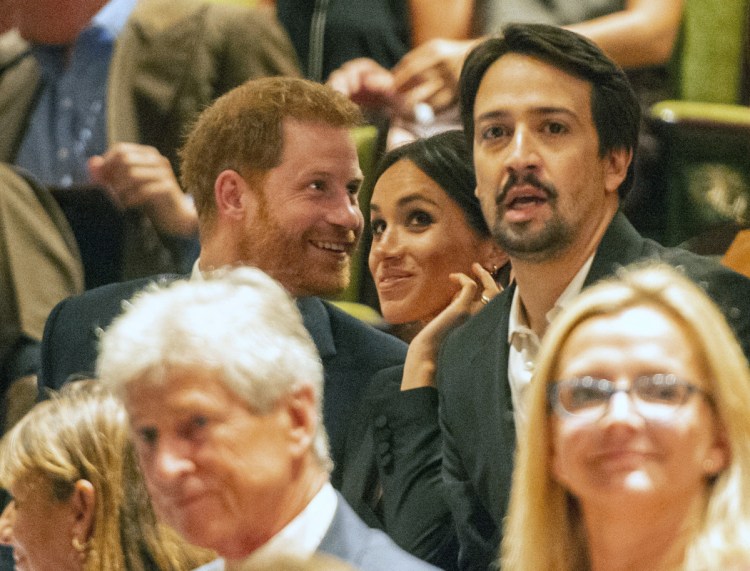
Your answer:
[548,374,709,421]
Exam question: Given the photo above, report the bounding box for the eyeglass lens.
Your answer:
[554,374,698,419]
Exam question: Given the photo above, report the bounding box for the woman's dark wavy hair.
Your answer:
[372,130,490,237]
[459,23,641,196]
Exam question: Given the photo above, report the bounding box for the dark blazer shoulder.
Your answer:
[591,213,750,359]
[39,274,181,394]
[323,300,408,362]
[298,297,407,366]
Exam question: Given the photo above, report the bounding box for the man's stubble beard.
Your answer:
[491,208,574,263]
[486,173,575,263]
[237,196,355,298]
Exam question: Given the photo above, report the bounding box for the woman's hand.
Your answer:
[401,263,502,390]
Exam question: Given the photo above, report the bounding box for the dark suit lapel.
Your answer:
[295,297,337,359]
[472,288,516,521]
[474,286,515,421]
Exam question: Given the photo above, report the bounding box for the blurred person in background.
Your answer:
[98,268,437,571]
[503,263,750,570]
[0,380,214,571]
[0,0,298,435]
[271,0,473,84]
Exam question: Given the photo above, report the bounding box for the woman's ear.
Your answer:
[70,479,96,544]
[0,501,16,545]
[704,423,731,478]
[479,239,510,275]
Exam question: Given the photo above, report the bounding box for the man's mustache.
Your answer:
[497,172,558,205]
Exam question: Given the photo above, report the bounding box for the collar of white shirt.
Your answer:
[506,255,594,428]
[197,483,338,571]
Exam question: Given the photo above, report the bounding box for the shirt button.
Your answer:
[59,174,72,187]
[61,97,73,110]
[57,147,69,160]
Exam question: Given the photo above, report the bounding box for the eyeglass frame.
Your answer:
[547,373,711,421]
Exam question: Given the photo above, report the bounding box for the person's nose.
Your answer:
[326,188,363,231]
[503,124,541,176]
[600,389,643,428]
[372,225,404,260]
[0,502,16,546]
[150,439,193,485]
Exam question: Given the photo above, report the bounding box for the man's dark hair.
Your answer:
[459,23,641,195]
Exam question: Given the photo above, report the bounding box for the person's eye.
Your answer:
[569,386,606,408]
[543,121,568,135]
[189,415,209,432]
[479,124,509,142]
[406,210,433,229]
[347,181,361,198]
[371,218,386,237]
[637,375,685,403]
[309,180,326,192]
[137,427,159,447]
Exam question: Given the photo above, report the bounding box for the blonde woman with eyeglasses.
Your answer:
[502,263,750,571]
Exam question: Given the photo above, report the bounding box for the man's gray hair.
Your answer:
[96,267,330,470]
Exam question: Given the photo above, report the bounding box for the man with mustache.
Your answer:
[435,24,750,570]
[39,77,408,503]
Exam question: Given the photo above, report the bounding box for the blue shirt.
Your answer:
[15,0,138,187]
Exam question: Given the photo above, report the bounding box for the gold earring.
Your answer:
[72,536,89,563]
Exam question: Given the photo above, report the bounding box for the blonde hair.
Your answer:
[502,263,750,571]
[0,381,214,571]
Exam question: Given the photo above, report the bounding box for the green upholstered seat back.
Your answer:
[671,0,748,104]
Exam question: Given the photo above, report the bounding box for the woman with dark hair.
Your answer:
[339,131,507,570]
[369,129,508,342]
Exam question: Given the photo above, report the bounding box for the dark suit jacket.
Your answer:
[39,276,407,491]
[339,366,458,569]
[319,492,440,570]
[437,212,750,570]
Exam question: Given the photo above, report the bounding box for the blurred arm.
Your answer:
[568,0,684,68]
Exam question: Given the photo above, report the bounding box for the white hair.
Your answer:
[96,267,330,470]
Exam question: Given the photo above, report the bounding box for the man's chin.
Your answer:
[289,276,349,298]
[493,222,572,262]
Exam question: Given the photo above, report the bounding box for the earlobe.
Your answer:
[603,147,632,195]
[480,241,509,276]
[214,169,253,221]
[704,425,731,477]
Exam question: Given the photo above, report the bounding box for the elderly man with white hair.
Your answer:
[96,267,436,571]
